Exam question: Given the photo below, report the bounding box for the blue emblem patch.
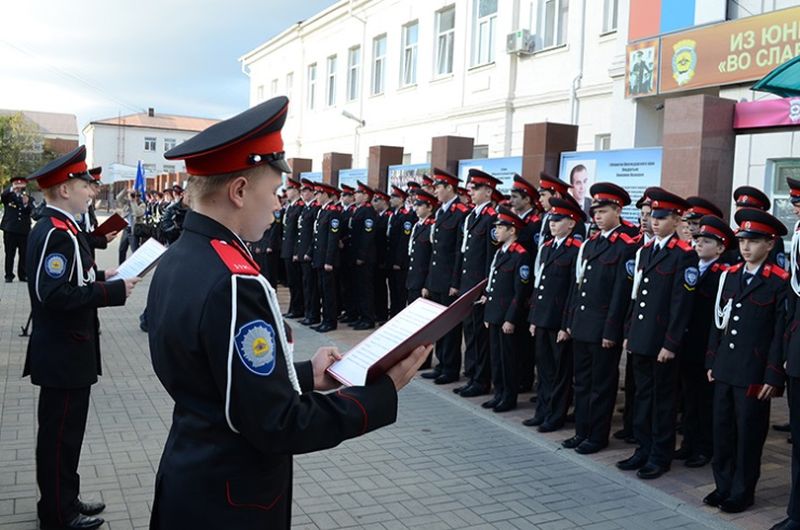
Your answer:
[403,220,412,234]
[365,218,374,231]
[573,233,584,242]
[234,320,277,376]
[331,218,340,231]
[490,227,498,242]
[625,259,635,277]
[777,252,787,269]
[274,210,282,218]
[44,253,67,279]
[684,267,699,287]
[519,265,530,281]
[533,233,541,245]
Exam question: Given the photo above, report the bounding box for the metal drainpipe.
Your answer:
[504,0,521,157]
[570,0,587,125]
[350,0,367,165]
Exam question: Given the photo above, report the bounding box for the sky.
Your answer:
[1,0,337,136]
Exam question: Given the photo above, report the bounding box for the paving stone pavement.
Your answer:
[0,228,791,529]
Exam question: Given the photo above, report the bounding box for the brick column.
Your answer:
[431,136,474,176]
[661,94,736,220]
[521,123,579,186]
[323,152,352,187]
[367,146,404,191]
[287,158,312,180]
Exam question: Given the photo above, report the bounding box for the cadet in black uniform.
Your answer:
[421,174,435,194]
[24,146,135,530]
[296,179,320,325]
[454,169,500,398]
[150,96,430,530]
[618,188,697,480]
[683,197,723,237]
[777,177,800,530]
[387,186,415,317]
[704,208,787,514]
[311,183,342,333]
[563,183,637,454]
[729,186,786,268]
[536,172,587,247]
[2,175,33,282]
[337,184,359,322]
[349,181,377,330]
[481,207,532,412]
[421,168,469,384]
[526,197,585,431]
[76,167,121,261]
[280,178,305,318]
[671,215,734,470]
[406,190,436,304]
[372,190,392,323]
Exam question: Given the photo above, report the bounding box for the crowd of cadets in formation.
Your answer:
[246,167,800,524]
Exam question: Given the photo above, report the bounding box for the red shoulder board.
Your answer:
[530,214,541,224]
[297,199,305,207]
[453,202,469,213]
[50,216,78,234]
[484,206,497,216]
[711,262,728,273]
[764,263,790,281]
[676,239,692,251]
[622,218,636,227]
[211,240,260,275]
[400,207,409,215]
[510,242,527,254]
[728,263,744,273]
[667,238,677,249]
[424,218,435,225]
[618,233,638,245]
[590,232,600,240]
[543,239,554,247]
[567,238,582,248]
[609,232,619,242]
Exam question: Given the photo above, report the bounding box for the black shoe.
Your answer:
[522,416,545,427]
[421,370,441,380]
[719,496,754,514]
[18,276,27,282]
[352,321,375,330]
[315,323,337,333]
[299,318,320,326]
[575,440,607,455]
[613,429,632,440]
[770,517,800,530]
[77,500,106,516]
[537,422,562,433]
[4,278,12,283]
[453,384,468,394]
[637,463,669,479]
[493,400,517,413]
[774,422,792,433]
[482,397,500,409]
[702,490,726,507]
[339,315,359,323]
[561,435,585,449]
[434,374,458,385]
[285,312,303,319]
[685,454,710,468]
[459,384,489,398]
[42,514,105,530]
[616,452,648,471]
[673,446,691,460]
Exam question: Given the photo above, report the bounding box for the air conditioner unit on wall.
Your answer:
[506,29,535,55]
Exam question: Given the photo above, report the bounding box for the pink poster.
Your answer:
[734,97,800,130]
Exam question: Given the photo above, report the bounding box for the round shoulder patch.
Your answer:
[684,266,699,287]
[331,218,340,230]
[625,258,636,277]
[573,233,584,242]
[403,220,412,234]
[364,218,374,231]
[519,264,530,281]
[777,252,786,269]
[234,320,277,376]
[45,253,67,279]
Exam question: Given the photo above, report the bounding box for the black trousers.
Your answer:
[534,328,573,427]
[3,231,27,280]
[632,354,678,466]
[789,377,800,520]
[338,261,355,318]
[517,333,536,391]
[427,290,461,378]
[622,352,636,436]
[489,323,519,405]
[374,266,389,322]
[37,386,91,527]
[284,259,304,315]
[678,358,714,458]
[463,303,491,388]
[316,267,337,326]
[573,341,621,444]
[407,289,431,370]
[300,261,319,321]
[355,263,375,325]
[266,251,281,288]
[388,267,408,317]
[712,381,770,501]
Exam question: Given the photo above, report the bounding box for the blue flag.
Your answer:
[134,160,146,198]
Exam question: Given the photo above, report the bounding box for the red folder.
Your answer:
[90,213,128,237]
[746,384,785,398]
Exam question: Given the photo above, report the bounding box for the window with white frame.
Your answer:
[473,144,489,159]
[602,0,618,33]
[540,0,569,49]
[271,79,278,96]
[595,134,611,151]
[473,0,497,66]
[401,21,419,86]
[347,46,361,101]
[402,153,412,165]
[436,6,456,76]
[286,72,294,96]
[142,163,156,175]
[144,137,156,152]
[163,138,176,152]
[163,164,176,173]
[770,158,800,245]
[257,85,264,100]
[307,63,317,110]
[372,34,387,95]
[326,55,337,106]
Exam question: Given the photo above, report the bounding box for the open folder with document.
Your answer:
[107,238,167,282]
[327,279,487,387]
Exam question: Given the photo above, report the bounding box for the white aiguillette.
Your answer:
[327,280,487,387]
[107,238,167,281]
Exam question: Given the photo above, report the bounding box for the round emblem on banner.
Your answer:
[790,98,800,123]
[234,320,277,376]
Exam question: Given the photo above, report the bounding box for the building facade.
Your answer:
[82,109,219,176]
[241,0,623,169]
[0,109,79,155]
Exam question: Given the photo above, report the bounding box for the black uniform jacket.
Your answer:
[312,202,342,268]
[406,217,434,291]
[350,202,377,264]
[565,227,637,344]
[456,203,498,294]
[295,200,319,260]
[23,208,126,388]
[626,233,698,356]
[375,209,392,268]
[786,275,800,378]
[484,241,532,325]
[388,207,416,270]
[147,212,397,530]
[280,199,303,260]
[681,260,727,364]
[268,207,283,254]
[426,198,469,293]
[1,187,32,234]
[707,262,787,388]
[339,202,357,266]
[529,237,581,330]
[517,209,542,256]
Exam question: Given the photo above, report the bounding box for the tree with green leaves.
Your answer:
[0,113,58,187]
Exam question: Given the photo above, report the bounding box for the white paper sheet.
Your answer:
[328,298,446,386]
[107,238,167,281]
